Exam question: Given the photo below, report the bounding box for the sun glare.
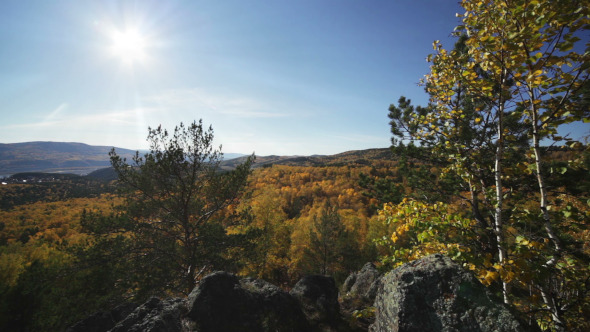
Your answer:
[110,28,147,64]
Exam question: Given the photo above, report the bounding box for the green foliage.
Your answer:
[302,202,361,282]
[378,0,590,330]
[0,174,115,210]
[105,120,255,295]
[358,166,403,210]
[375,199,478,268]
[0,248,126,332]
[0,193,127,331]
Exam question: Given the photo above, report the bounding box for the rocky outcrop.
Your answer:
[67,255,531,332]
[341,262,382,329]
[66,303,138,332]
[68,272,347,332]
[369,254,525,332]
[342,262,381,302]
[290,275,344,331]
[186,271,311,332]
[110,297,186,332]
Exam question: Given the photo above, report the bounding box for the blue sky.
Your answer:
[1,0,466,155]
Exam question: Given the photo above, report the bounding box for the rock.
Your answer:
[341,263,382,330]
[186,271,311,332]
[65,302,138,332]
[370,254,525,332]
[110,303,141,324]
[290,275,342,331]
[65,311,117,332]
[342,262,381,302]
[109,297,186,332]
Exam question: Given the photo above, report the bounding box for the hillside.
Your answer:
[0,142,250,177]
[76,147,393,180]
[220,148,393,170]
[0,142,138,176]
[1,142,393,176]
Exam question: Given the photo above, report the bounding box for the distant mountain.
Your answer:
[0,142,137,176]
[220,148,393,170]
[88,148,394,179]
[0,142,249,177]
[0,141,393,176]
[223,153,248,160]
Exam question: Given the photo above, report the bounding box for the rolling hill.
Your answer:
[220,148,393,170]
[0,141,394,177]
[0,142,138,176]
[0,142,248,177]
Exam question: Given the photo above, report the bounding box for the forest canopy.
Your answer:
[1,1,589,331]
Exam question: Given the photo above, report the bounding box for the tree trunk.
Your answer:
[494,123,509,305]
[529,93,565,329]
[540,286,566,332]
[494,70,509,304]
[529,99,562,263]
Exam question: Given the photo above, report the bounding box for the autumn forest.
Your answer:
[2,1,590,331]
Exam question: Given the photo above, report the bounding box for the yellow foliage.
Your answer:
[0,194,122,286]
[480,270,499,286]
[0,252,26,287]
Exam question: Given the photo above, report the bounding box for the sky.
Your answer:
[0,0,469,156]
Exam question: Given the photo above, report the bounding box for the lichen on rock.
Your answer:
[369,254,525,332]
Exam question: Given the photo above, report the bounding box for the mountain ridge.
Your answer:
[0,141,393,176]
[0,142,138,176]
[220,147,393,170]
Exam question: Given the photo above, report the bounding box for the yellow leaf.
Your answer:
[481,270,499,285]
[503,270,515,283]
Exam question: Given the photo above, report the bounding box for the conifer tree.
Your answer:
[108,120,254,295]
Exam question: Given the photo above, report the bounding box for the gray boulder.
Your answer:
[341,263,382,330]
[186,271,311,332]
[65,303,138,332]
[342,262,381,302]
[290,275,343,331]
[370,254,524,332]
[109,297,186,332]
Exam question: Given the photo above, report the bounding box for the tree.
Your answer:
[388,36,522,272]
[375,199,478,269]
[108,120,254,295]
[430,1,589,328]
[242,188,293,285]
[303,202,356,278]
[383,0,590,329]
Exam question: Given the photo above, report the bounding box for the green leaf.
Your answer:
[558,41,574,52]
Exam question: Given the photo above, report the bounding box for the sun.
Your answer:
[109,28,148,64]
